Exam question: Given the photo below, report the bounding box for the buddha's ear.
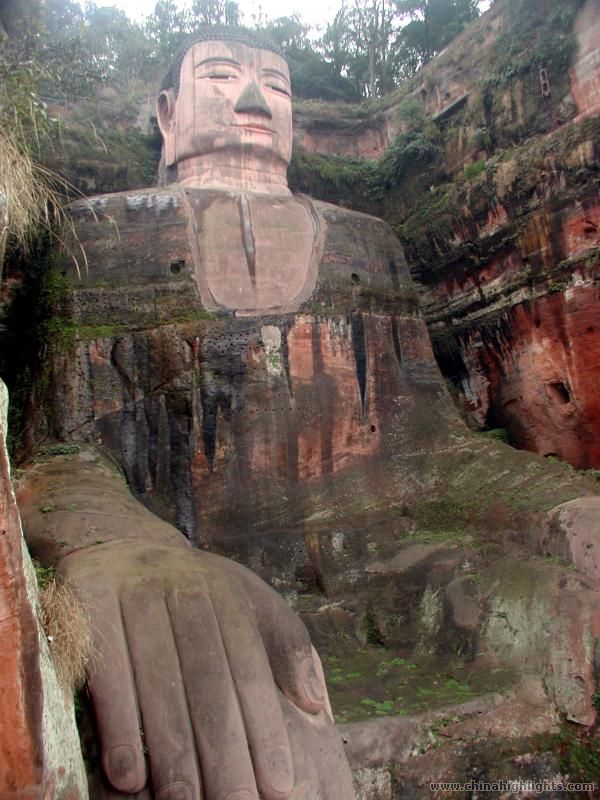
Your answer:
[157,89,176,167]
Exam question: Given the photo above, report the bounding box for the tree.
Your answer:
[256,15,359,102]
[1,0,104,141]
[189,0,240,27]
[323,0,399,98]
[0,0,102,264]
[144,1,192,65]
[395,0,480,68]
[79,4,154,90]
[40,0,83,37]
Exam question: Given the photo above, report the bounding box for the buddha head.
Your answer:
[157,27,292,193]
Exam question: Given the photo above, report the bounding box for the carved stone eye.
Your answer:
[266,83,290,97]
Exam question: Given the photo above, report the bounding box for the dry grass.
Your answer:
[39,579,93,691]
[0,121,89,274]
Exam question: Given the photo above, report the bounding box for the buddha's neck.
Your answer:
[176,155,291,196]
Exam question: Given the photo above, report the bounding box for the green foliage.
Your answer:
[376,657,416,676]
[463,159,486,179]
[0,3,105,150]
[288,150,376,209]
[0,1,107,263]
[289,107,440,210]
[482,428,509,444]
[261,15,361,101]
[40,443,81,456]
[360,697,394,714]
[190,0,240,26]
[376,126,440,194]
[2,244,70,458]
[319,0,481,97]
[556,728,600,783]
[33,560,56,591]
[0,0,488,114]
[484,0,580,89]
[396,96,427,131]
[397,185,460,266]
[395,0,480,71]
[361,606,384,646]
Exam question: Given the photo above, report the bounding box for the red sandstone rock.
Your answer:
[460,285,600,468]
[543,497,600,580]
[0,403,44,798]
[0,385,87,800]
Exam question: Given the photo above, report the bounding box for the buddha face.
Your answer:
[158,40,292,171]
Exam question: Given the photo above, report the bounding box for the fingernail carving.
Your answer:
[156,780,195,800]
[106,744,143,792]
[224,791,255,800]
[301,657,324,708]
[266,744,294,796]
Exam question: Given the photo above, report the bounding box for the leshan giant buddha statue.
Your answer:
[17,28,371,800]
[16,27,469,798]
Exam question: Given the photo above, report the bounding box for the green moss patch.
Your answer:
[322,644,515,723]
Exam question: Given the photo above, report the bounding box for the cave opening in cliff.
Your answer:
[547,380,571,405]
[430,334,469,392]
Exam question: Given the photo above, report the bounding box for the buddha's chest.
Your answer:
[185,192,322,315]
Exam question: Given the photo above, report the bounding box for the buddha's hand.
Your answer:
[58,540,354,800]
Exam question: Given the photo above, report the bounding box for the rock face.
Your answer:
[0,381,43,797]
[421,120,600,466]
[0,380,87,800]
[451,283,600,467]
[291,0,600,470]
[542,496,600,580]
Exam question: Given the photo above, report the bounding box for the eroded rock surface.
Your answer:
[0,381,87,800]
[292,0,600,470]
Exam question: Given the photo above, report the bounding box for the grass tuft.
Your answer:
[0,121,89,275]
[38,579,92,692]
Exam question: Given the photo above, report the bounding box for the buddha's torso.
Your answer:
[50,187,455,567]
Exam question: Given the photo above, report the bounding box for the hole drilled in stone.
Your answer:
[170,259,185,275]
[351,273,360,285]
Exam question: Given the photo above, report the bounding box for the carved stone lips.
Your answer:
[232,123,275,134]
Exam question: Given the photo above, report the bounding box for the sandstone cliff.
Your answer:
[291,0,600,470]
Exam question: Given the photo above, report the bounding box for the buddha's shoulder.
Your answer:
[68,187,403,267]
[70,186,187,220]
[305,197,404,260]
[70,188,392,226]
[308,197,388,227]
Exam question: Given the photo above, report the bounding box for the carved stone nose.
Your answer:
[234,80,272,118]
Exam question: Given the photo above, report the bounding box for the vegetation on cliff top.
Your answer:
[290,0,589,274]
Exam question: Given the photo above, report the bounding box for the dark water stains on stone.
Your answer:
[391,316,403,369]
[311,320,335,475]
[388,260,400,291]
[351,312,367,413]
